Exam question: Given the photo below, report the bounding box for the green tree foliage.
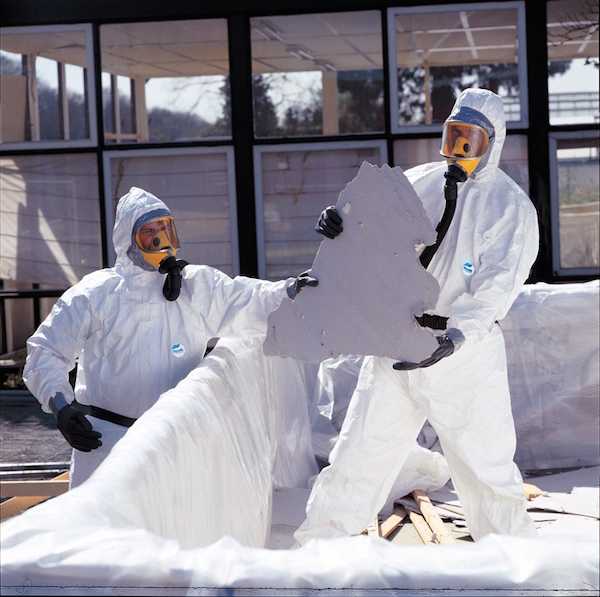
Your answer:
[253,74,280,137]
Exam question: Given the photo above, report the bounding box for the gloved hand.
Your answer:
[315,206,343,239]
[49,393,102,452]
[287,271,319,300]
[392,328,465,371]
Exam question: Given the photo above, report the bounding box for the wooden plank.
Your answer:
[413,490,455,544]
[380,505,408,539]
[390,519,422,545]
[1,476,69,498]
[408,510,435,544]
[523,483,545,501]
[0,472,69,521]
[0,495,50,521]
[366,516,381,538]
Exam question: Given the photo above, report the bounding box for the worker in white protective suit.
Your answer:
[295,88,539,543]
[23,187,317,488]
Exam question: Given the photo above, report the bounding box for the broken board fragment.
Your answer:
[264,162,440,363]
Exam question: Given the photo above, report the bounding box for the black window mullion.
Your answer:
[525,0,552,283]
[31,283,41,328]
[381,8,394,167]
[228,14,259,278]
[92,23,110,268]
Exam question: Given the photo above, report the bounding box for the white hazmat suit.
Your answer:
[24,187,288,487]
[295,89,539,543]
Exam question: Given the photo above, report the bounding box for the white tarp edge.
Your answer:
[501,280,600,470]
[1,333,599,594]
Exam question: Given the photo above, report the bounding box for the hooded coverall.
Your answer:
[295,89,539,543]
[24,187,288,487]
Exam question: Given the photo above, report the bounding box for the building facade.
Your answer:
[0,0,598,375]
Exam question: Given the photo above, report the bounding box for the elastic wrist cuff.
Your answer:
[49,392,69,416]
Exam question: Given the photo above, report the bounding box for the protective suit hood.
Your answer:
[112,187,172,274]
[447,88,506,179]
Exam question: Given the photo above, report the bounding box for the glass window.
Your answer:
[551,135,599,271]
[393,134,530,193]
[100,20,230,143]
[0,26,95,146]
[251,12,384,138]
[390,4,526,129]
[0,153,102,357]
[1,297,34,371]
[105,150,238,275]
[65,63,89,140]
[0,154,103,287]
[0,149,95,378]
[0,290,59,360]
[547,0,599,125]
[255,143,386,279]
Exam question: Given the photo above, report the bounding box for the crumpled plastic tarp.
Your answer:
[1,283,599,594]
[1,333,597,593]
[312,281,600,472]
[3,338,317,552]
[501,280,600,470]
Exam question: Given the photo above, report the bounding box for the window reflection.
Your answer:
[394,135,530,193]
[106,152,237,274]
[257,144,386,279]
[393,7,523,127]
[555,137,599,269]
[0,28,92,144]
[547,0,599,125]
[0,154,102,287]
[65,64,89,140]
[251,12,384,138]
[100,20,231,143]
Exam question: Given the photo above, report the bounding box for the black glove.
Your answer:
[287,271,319,300]
[315,206,343,239]
[50,394,102,452]
[392,329,465,371]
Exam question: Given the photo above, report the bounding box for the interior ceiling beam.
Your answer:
[459,11,479,60]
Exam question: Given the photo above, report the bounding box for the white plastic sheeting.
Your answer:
[6,338,316,551]
[1,283,599,594]
[501,280,600,470]
[311,282,600,472]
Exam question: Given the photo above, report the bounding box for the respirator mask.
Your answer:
[127,209,188,301]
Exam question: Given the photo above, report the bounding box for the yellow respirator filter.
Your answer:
[134,216,180,270]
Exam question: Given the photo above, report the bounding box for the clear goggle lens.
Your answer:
[135,216,180,252]
[440,121,490,160]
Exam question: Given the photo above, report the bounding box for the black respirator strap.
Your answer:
[159,256,188,301]
[419,165,467,270]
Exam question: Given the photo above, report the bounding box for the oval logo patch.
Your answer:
[463,260,474,276]
[171,343,185,358]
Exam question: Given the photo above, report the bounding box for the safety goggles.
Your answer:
[134,216,180,253]
[440,121,490,160]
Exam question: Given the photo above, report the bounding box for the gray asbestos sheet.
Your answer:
[263,162,440,363]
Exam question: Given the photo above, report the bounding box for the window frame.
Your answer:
[548,129,600,277]
[0,24,98,150]
[98,18,233,146]
[253,139,388,279]
[102,146,240,274]
[387,1,529,134]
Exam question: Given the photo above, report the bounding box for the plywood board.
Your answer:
[264,162,439,363]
